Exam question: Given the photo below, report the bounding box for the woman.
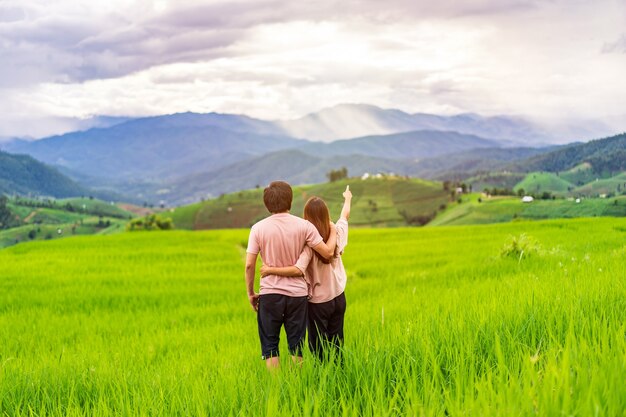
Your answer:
[260,185,352,361]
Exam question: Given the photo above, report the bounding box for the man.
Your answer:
[245,181,336,369]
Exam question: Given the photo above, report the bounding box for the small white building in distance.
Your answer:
[456,187,463,194]
[361,173,370,180]
[522,196,534,203]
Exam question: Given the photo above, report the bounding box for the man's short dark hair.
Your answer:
[263,181,293,213]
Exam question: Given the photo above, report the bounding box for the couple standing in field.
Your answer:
[245,181,352,369]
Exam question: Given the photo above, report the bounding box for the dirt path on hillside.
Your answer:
[117,204,153,216]
[23,209,40,222]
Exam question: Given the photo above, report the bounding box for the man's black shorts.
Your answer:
[257,294,308,359]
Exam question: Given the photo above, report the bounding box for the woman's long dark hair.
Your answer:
[304,197,332,264]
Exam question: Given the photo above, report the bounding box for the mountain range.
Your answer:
[2,104,625,205]
[276,104,547,143]
[5,116,305,181]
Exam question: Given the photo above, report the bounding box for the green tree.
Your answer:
[126,214,174,231]
[327,167,348,182]
[0,196,13,229]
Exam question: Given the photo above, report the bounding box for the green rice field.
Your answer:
[431,194,626,226]
[1,218,625,416]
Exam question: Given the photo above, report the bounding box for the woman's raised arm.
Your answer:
[340,185,352,221]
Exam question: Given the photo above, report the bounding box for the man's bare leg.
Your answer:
[266,356,280,370]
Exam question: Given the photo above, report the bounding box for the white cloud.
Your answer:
[0,0,625,138]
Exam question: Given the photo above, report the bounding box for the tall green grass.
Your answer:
[1,218,625,416]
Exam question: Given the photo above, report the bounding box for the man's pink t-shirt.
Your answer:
[246,213,323,297]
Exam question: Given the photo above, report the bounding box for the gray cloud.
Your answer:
[0,0,577,86]
[0,3,249,84]
[345,0,542,19]
[0,4,28,23]
[602,34,626,53]
[427,79,460,96]
[1,15,98,46]
[148,0,553,31]
[149,1,288,29]
[69,26,243,80]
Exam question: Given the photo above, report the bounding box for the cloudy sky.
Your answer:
[0,0,625,138]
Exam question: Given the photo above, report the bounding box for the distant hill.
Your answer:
[160,150,418,205]
[463,172,527,193]
[428,132,626,198]
[514,172,573,195]
[573,172,626,196]
[117,111,283,136]
[1,196,135,248]
[0,151,89,198]
[276,103,599,144]
[297,130,501,159]
[159,130,518,205]
[407,146,554,180]
[4,115,307,181]
[169,177,451,229]
[430,194,626,226]
[511,133,626,174]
